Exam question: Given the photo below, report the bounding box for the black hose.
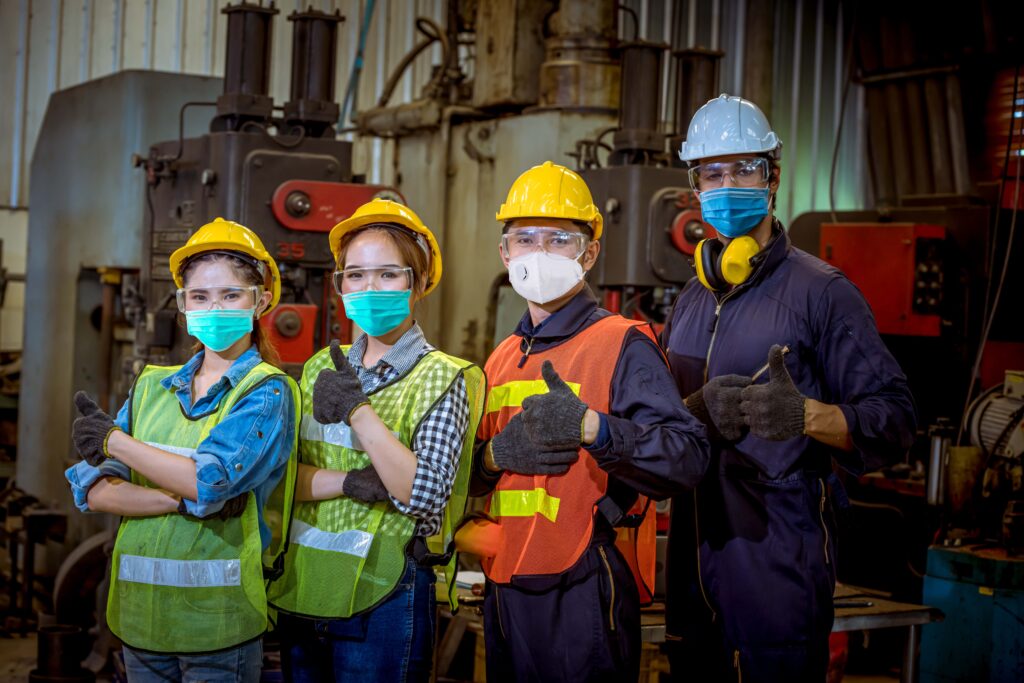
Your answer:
[376,17,449,108]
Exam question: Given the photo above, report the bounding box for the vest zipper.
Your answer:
[693,492,717,623]
[734,649,743,682]
[597,545,617,632]
[818,478,832,566]
[517,337,535,368]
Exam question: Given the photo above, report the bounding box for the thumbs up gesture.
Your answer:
[739,345,806,441]
[72,391,121,466]
[519,360,589,450]
[312,340,371,425]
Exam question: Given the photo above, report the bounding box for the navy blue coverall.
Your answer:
[660,225,917,682]
[472,286,710,682]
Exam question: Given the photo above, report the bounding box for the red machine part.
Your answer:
[271,180,405,233]
[670,190,716,255]
[820,223,945,337]
[259,303,318,364]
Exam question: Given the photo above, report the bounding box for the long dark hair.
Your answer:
[181,252,282,368]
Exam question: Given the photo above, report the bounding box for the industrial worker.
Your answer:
[64,218,300,682]
[661,94,917,682]
[267,199,484,682]
[467,161,710,682]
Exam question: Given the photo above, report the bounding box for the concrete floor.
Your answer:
[0,631,903,683]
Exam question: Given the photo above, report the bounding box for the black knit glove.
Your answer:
[519,361,588,450]
[312,340,370,425]
[740,345,806,441]
[72,391,121,467]
[179,492,249,521]
[684,375,752,442]
[343,466,390,504]
[491,413,579,475]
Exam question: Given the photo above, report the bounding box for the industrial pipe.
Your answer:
[284,8,344,136]
[670,48,723,165]
[222,2,278,97]
[613,42,667,157]
[214,2,279,131]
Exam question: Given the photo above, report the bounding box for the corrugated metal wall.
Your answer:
[0,0,862,350]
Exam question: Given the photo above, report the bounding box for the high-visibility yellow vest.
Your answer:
[267,345,483,618]
[107,361,299,653]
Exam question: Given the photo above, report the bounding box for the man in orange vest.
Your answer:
[468,161,711,682]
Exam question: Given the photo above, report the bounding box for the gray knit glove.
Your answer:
[740,345,806,441]
[519,361,588,450]
[312,340,370,425]
[491,413,579,475]
[343,466,390,504]
[72,392,121,466]
[684,375,752,442]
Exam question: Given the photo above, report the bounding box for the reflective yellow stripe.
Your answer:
[486,380,582,414]
[491,488,561,523]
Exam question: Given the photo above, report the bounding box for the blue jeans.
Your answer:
[122,639,263,682]
[278,558,436,682]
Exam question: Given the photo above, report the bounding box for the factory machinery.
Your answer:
[7,0,1023,679]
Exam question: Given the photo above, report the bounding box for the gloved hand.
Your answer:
[72,391,121,466]
[684,375,752,442]
[740,345,806,441]
[490,413,579,475]
[312,340,370,425]
[343,465,390,504]
[178,492,249,521]
[519,361,588,450]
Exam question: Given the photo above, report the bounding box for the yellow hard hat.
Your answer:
[495,161,603,241]
[328,199,443,296]
[169,217,281,315]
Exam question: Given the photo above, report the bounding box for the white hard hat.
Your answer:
[679,93,782,162]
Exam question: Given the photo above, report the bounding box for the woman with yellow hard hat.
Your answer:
[64,218,300,682]
[267,199,483,682]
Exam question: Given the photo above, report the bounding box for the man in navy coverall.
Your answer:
[661,94,917,682]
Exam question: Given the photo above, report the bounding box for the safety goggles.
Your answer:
[501,227,590,260]
[688,157,770,191]
[332,266,414,296]
[176,285,261,312]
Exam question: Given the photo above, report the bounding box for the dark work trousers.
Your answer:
[482,529,641,683]
[665,472,836,683]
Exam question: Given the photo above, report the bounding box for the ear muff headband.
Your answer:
[695,236,761,291]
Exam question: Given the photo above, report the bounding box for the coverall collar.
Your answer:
[514,285,602,342]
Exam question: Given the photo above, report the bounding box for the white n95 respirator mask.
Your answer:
[507,251,584,304]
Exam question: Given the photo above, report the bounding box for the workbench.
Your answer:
[439,583,942,683]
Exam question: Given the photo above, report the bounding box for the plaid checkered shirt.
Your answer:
[347,324,469,537]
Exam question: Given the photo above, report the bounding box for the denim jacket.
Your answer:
[65,345,296,549]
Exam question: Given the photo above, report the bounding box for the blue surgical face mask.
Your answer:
[341,290,412,337]
[185,308,255,352]
[699,186,772,238]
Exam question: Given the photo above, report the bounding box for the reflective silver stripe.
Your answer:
[300,415,400,451]
[144,441,198,459]
[289,520,373,558]
[300,415,364,450]
[119,554,241,587]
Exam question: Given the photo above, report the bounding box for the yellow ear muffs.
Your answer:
[695,236,761,291]
[695,238,725,291]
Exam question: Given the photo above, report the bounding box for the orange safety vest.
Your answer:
[479,315,658,603]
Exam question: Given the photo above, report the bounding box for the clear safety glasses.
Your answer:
[176,285,261,312]
[688,157,770,192]
[332,266,414,296]
[501,227,590,260]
